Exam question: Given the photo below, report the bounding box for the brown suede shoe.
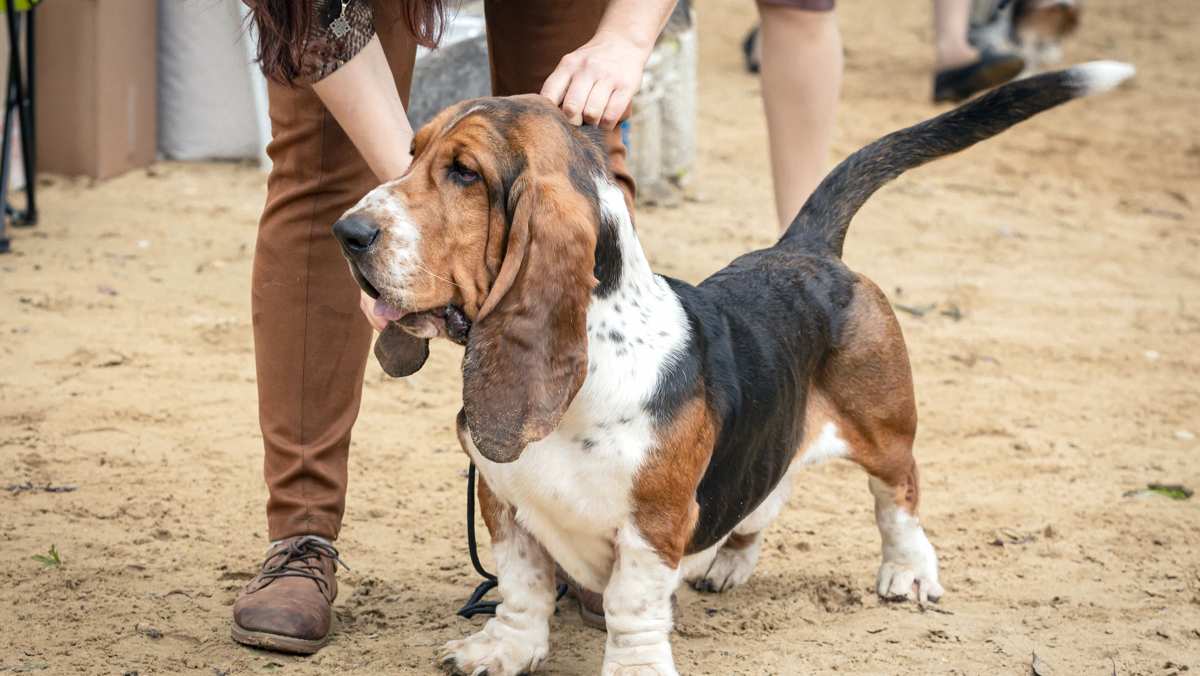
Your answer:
[560,574,677,632]
[231,536,346,654]
[572,583,607,630]
[557,566,606,630]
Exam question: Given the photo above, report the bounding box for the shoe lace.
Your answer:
[258,536,350,597]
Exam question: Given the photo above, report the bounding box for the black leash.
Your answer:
[456,462,568,619]
[457,463,499,618]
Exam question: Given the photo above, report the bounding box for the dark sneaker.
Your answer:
[557,571,677,631]
[571,581,607,631]
[231,536,347,654]
[933,50,1026,103]
[742,26,761,74]
[557,566,607,630]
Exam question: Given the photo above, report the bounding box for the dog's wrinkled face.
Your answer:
[333,100,516,333]
[333,94,608,463]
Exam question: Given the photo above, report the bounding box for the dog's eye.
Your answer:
[449,160,480,185]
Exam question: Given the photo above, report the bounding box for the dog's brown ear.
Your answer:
[462,176,596,462]
[374,324,430,377]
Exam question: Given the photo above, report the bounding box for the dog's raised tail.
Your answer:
[782,61,1135,257]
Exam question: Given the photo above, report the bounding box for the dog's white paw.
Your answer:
[439,627,547,676]
[602,632,677,676]
[602,654,679,676]
[688,539,760,593]
[603,664,678,676]
[876,526,943,603]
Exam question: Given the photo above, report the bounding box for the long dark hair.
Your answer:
[248,0,446,84]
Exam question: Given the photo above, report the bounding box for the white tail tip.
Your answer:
[1073,60,1136,94]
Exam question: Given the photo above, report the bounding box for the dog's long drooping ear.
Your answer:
[462,176,597,463]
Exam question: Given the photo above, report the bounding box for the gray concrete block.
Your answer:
[409,6,488,129]
[627,50,666,201]
[627,6,698,203]
[659,25,698,184]
[409,35,490,129]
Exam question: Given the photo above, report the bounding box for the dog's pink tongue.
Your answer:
[373,299,405,322]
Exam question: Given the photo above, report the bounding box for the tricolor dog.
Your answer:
[332,62,1133,675]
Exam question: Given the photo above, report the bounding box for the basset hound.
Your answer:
[332,61,1133,675]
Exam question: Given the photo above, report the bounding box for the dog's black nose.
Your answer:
[332,215,380,254]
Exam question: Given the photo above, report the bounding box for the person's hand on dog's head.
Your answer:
[539,0,677,129]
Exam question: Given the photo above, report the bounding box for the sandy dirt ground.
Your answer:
[3,1,1199,674]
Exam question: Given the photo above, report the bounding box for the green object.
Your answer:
[1147,483,1193,500]
[1,0,42,12]
[31,544,62,568]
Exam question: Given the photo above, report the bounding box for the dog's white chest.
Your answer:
[468,412,652,590]
[468,283,687,589]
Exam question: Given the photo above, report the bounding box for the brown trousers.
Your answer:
[255,0,635,541]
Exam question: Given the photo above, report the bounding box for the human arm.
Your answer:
[248,1,420,331]
[312,35,414,183]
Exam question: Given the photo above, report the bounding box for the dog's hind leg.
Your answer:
[865,469,942,603]
[822,275,944,603]
[688,531,765,594]
[685,463,796,594]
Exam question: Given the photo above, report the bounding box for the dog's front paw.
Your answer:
[602,659,679,676]
[603,665,677,676]
[876,527,943,603]
[602,640,677,676]
[439,627,547,676]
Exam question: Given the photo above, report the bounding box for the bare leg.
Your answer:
[827,277,944,603]
[685,463,796,593]
[756,3,843,231]
[934,0,980,69]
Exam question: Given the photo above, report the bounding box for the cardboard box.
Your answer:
[35,0,157,179]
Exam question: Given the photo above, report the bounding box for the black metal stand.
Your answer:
[0,1,38,254]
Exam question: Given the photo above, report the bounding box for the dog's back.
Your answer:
[662,61,1136,551]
